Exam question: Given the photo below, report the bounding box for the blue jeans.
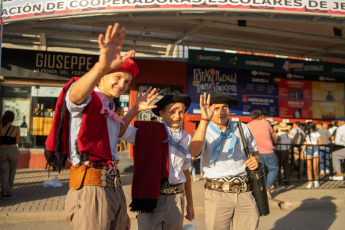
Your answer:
[259,153,279,188]
[319,149,330,171]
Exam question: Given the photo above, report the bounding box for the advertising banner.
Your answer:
[312,82,345,119]
[278,79,313,119]
[238,69,279,117]
[187,65,279,116]
[188,50,345,119]
[189,49,345,79]
[2,0,345,22]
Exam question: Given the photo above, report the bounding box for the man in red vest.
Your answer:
[45,23,158,230]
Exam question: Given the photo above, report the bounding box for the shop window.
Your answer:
[1,84,62,149]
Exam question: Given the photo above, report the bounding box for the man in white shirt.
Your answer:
[330,116,345,180]
[189,92,260,230]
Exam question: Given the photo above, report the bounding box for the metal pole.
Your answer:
[0,0,3,76]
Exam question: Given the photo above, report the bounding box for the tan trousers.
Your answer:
[205,189,259,230]
[137,193,185,230]
[0,146,20,193]
[65,185,127,230]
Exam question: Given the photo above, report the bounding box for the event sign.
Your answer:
[278,79,313,119]
[312,82,344,119]
[188,50,345,119]
[2,0,345,21]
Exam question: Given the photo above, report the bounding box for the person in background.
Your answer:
[301,122,321,189]
[330,116,345,181]
[315,122,331,177]
[247,110,281,197]
[329,121,338,143]
[275,122,291,184]
[0,111,21,199]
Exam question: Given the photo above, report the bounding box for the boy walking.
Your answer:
[121,94,195,229]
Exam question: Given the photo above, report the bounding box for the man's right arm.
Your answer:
[69,23,135,105]
[189,93,214,157]
[189,120,209,157]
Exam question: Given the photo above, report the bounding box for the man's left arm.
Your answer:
[118,86,158,137]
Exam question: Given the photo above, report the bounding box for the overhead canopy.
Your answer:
[2,1,345,62]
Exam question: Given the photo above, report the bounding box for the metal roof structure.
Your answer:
[2,8,345,62]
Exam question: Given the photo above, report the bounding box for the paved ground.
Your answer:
[1,153,345,229]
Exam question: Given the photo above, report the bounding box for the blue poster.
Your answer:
[237,70,279,117]
[187,65,279,117]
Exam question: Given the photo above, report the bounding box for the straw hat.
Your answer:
[278,122,291,131]
[266,118,278,126]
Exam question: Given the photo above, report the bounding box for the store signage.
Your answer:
[2,0,345,21]
[1,48,98,79]
[189,49,345,78]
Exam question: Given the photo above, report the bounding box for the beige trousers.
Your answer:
[65,185,127,230]
[205,189,259,230]
[0,146,20,193]
[137,193,185,230]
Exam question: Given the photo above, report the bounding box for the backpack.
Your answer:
[291,129,304,145]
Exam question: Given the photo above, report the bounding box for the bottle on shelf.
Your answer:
[20,116,28,137]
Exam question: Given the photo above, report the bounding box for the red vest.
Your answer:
[45,77,113,171]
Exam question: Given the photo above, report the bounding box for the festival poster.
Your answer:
[237,70,279,117]
[187,65,240,115]
[278,79,312,119]
[312,82,345,119]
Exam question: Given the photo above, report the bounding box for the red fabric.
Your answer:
[45,77,113,165]
[45,77,79,155]
[78,90,112,162]
[108,59,139,78]
[132,121,169,203]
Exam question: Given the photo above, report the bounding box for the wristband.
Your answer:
[201,118,210,121]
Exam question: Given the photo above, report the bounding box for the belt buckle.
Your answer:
[231,184,242,194]
[163,186,178,194]
[101,170,107,187]
[222,182,230,192]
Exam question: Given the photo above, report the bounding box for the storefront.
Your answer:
[1,48,188,166]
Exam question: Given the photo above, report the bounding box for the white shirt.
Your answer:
[201,121,258,179]
[335,124,345,146]
[305,132,321,145]
[65,85,129,165]
[121,124,191,185]
[277,131,291,151]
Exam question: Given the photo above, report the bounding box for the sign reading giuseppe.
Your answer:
[2,0,345,20]
[1,48,98,78]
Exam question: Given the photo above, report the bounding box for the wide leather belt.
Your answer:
[160,183,185,195]
[205,178,251,193]
[69,165,121,190]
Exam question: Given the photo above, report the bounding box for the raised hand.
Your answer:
[134,86,159,112]
[200,92,214,121]
[97,23,135,75]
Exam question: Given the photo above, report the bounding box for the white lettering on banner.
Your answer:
[245,60,274,67]
[193,68,237,94]
[35,53,93,70]
[2,0,345,18]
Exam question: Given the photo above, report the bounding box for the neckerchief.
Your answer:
[163,121,191,159]
[209,121,237,165]
[94,87,124,124]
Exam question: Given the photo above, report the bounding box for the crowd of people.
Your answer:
[1,22,345,230]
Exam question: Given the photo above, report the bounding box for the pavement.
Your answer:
[1,151,345,229]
